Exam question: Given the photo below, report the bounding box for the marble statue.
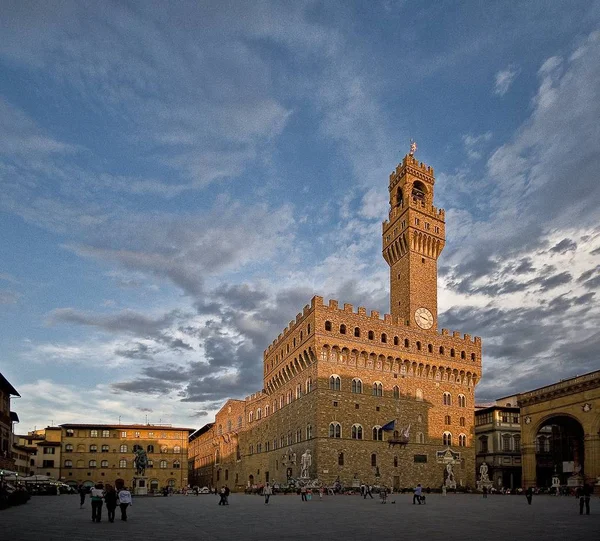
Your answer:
[300,449,312,479]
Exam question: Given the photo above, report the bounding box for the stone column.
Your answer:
[584,433,600,487]
[521,443,536,489]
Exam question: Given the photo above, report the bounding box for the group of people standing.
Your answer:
[218,485,230,505]
[80,482,132,523]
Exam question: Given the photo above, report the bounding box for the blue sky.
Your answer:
[1,1,600,432]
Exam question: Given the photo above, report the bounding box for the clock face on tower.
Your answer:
[415,307,434,329]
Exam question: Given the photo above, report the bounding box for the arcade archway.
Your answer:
[535,415,584,487]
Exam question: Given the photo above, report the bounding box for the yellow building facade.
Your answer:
[189,155,482,491]
[56,424,194,492]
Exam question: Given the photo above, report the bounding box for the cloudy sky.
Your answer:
[2,1,600,432]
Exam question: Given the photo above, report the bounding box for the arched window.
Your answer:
[471,353,476,361]
[428,344,433,353]
[306,424,312,439]
[415,388,423,401]
[340,324,347,334]
[119,459,127,468]
[351,378,363,394]
[459,417,465,427]
[101,445,109,452]
[443,432,452,446]
[371,453,377,467]
[307,323,311,335]
[238,416,243,428]
[393,385,400,399]
[120,444,128,453]
[257,408,263,419]
[227,419,233,431]
[287,390,293,404]
[458,394,466,407]
[368,331,374,340]
[450,348,455,357]
[404,338,409,348]
[443,392,452,406]
[173,460,181,469]
[66,429,74,437]
[147,444,154,453]
[89,460,97,468]
[461,350,466,360]
[296,384,302,399]
[394,336,399,346]
[296,428,302,443]
[372,382,383,397]
[101,460,108,468]
[351,424,363,440]
[89,444,97,453]
[325,321,332,331]
[280,395,284,409]
[65,444,73,452]
[173,445,181,454]
[329,422,341,438]
[502,434,512,452]
[354,327,360,337]
[265,405,270,417]
[306,377,313,394]
[445,415,451,425]
[338,452,344,466]
[64,460,73,468]
[329,375,341,391]
[416,341,421,350]
[160,460,168,469]
[416,432,425,444]
[412,181,426,202]
[372,426,383,441]
[439,346,445,355]
[458,434,467,447]
[381,333,387,343]
[249,411,254,423]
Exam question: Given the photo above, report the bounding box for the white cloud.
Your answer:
[462,132,493,160]
[494,65,520,96]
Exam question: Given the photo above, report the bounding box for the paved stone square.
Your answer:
[2,492,599,540]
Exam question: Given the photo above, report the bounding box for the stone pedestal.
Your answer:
[133,477,148,495]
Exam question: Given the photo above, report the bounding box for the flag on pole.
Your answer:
[381,420,395,432]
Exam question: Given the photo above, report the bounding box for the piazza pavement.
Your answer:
[2,491,598,540]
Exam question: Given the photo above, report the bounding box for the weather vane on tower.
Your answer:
[409,139,417,156]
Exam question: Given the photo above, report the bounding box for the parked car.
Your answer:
[199,486,210,494]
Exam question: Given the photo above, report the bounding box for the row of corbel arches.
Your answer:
[265,347,317,395]
[321,344,478,387]
[413,230,443,258]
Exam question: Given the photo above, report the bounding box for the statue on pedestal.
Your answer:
[444,463,457,489]
[300,449,312,479]
[134,448,148,476]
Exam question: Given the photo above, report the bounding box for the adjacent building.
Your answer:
[475,396,522,490]
[189,154,482,490]
[0,371,20,473]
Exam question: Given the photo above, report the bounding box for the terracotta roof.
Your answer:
[59,423,195,432]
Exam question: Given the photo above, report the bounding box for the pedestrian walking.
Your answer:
[300,486,307,501]
[319,486,324,500]
[413,483,422,505]
[364,484,373,499]
[104,484,118,523]
[263,482,272,504]
[218,486,227,505]
[89,482,104,522]
[78,484,87,509]
[525,487,533,505]
[578,484,591,515]
[117,486,132,521]
[224,485,230,505]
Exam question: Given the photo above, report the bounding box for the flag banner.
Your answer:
[381,420,395,432]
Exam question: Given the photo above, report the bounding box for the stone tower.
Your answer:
[382,154,445,331]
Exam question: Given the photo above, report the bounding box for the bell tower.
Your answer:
[382,153,445,331]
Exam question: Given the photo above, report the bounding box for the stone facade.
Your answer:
[29,424,194,491]
[518,370,600,491]
[475,396,522,490]
[189,154,482,491]
[0,372,20,473]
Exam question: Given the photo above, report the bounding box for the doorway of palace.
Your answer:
[535,415,584,487]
